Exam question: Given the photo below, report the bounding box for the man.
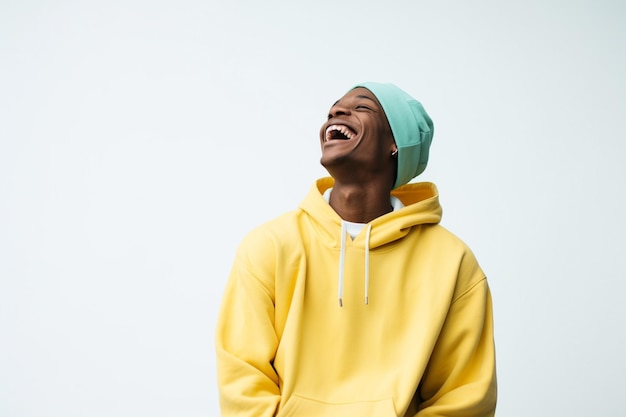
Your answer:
[215,82,497,416]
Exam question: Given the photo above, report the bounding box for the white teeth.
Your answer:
[325,124,354,142]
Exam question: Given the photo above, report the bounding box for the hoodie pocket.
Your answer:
[277,394,397,417]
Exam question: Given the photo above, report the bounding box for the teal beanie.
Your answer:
[353,82,434,189]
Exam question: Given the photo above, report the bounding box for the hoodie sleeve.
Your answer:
[415,253,497,417]
[215,231,280,417]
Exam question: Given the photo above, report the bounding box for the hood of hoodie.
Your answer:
[299,177,443,249]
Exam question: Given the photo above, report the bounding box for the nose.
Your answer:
[329,103,351,118]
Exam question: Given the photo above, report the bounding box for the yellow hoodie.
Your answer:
[216,178,497,417]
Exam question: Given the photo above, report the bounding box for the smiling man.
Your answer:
[215,82,497,417]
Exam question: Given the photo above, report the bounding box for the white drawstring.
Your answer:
[364,224,372,305]
[338,221,347,307]
[338,222,373,307]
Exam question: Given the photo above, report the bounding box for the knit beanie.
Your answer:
[353,82,434,189]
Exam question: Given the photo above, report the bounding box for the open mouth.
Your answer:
[325,125,356,142]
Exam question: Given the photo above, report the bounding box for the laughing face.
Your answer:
[320,87,397,185]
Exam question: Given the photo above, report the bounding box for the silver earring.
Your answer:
[391,149,398,157]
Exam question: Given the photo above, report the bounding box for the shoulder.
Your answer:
[240,210,303,247]
[420,224,486,299]
[231,210,308,294]
[418,223,474,254]
[236,209,305,261]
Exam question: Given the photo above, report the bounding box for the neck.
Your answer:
[329,181,393,223]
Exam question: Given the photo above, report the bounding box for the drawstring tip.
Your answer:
[365,296,369,305]
[339,298,343,307]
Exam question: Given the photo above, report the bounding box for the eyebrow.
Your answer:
[331,95,378,107]
[355,95,377,103]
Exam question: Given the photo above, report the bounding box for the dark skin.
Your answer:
[319,87,398,224]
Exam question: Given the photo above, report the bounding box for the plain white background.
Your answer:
[1,0,625,415]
